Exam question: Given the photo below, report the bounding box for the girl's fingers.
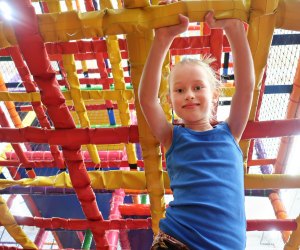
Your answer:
[178,14,189,25]
[204,11,216,26]
[158,0,177,5]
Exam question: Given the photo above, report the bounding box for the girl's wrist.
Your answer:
[154,33,174,46]
[223,19,244,33]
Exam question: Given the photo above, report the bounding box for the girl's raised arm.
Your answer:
[138,14,189,148]
[206,12,255,142]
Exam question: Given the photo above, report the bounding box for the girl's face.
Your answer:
[169,63,214,126]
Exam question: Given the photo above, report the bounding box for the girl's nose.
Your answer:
[185,90,195,100]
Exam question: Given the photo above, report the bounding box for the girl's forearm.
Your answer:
[138,36,174,105]
[225,22,255,92]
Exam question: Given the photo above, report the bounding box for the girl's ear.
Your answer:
[212,89,220,104]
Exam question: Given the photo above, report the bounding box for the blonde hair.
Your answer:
[168,56,220,91]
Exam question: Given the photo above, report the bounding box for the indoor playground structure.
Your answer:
[0,0,299,249]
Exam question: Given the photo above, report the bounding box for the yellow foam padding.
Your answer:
[22,111,36,127]
[1,0,300,48]
[0,145,12,173]
[126,26,165,233]
[240,0,279,160]
[105,32,137,164]
[160,46,172,122]
[72,109,122,126]
[1,171,300,190]
[0,86,234,103]
[244,174,300,189]
[284,214,300,250]
[0,92,40,102]
[65,89,134,101]
[0,171,167,190]
[0,22,17,48]
[0,196,37,249]
[62,54,100,164]
[81,60,88,72]
[0,90,134,102]
[93,143,124,151]
[41,0,61,13]
[0,1,248,48]
[221,86,235,97]
[37,1,248,41]
[276,0,300,31]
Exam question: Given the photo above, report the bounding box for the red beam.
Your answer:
[1,120,299,145]
[0,216,296,232]
[247,219,298,231]
[6,151,125,161]
[242,119,300,139]
[247,158,276,167]
[0,126,139,145]
[6,216,152,231]
[0,160,146,169]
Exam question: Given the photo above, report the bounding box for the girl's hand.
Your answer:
[155,0,189,42]
[155,14,189,40]
[205,11,243,32]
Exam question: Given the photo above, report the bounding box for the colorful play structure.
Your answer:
[0,0,299,249]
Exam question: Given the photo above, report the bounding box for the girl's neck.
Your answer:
[183,120,213,132]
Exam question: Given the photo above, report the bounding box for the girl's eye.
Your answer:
[194,86,202,91]
[176,89,183,93]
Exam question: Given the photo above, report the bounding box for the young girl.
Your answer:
[138,1,255,249]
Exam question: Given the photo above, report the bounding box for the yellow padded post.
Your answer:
[0,196,37,249]
[100,0,137,165]
[124,0,165,234]
[159,49,172,122]
[44,0,61,13]
[284,214,300,250]
[239,0,279,162]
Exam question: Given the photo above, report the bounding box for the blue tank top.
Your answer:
[160,122,246,250]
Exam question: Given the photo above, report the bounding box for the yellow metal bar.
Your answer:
[244,174,300,189]
[240,0,279,161]
[0,89,134,102]
[44,0,61,13]
[2,1,300,48]
[1,172,300,190]
[160,46,172,122]
[0,196,37,249]
[0,1,251,48]
[124,0,165,234]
